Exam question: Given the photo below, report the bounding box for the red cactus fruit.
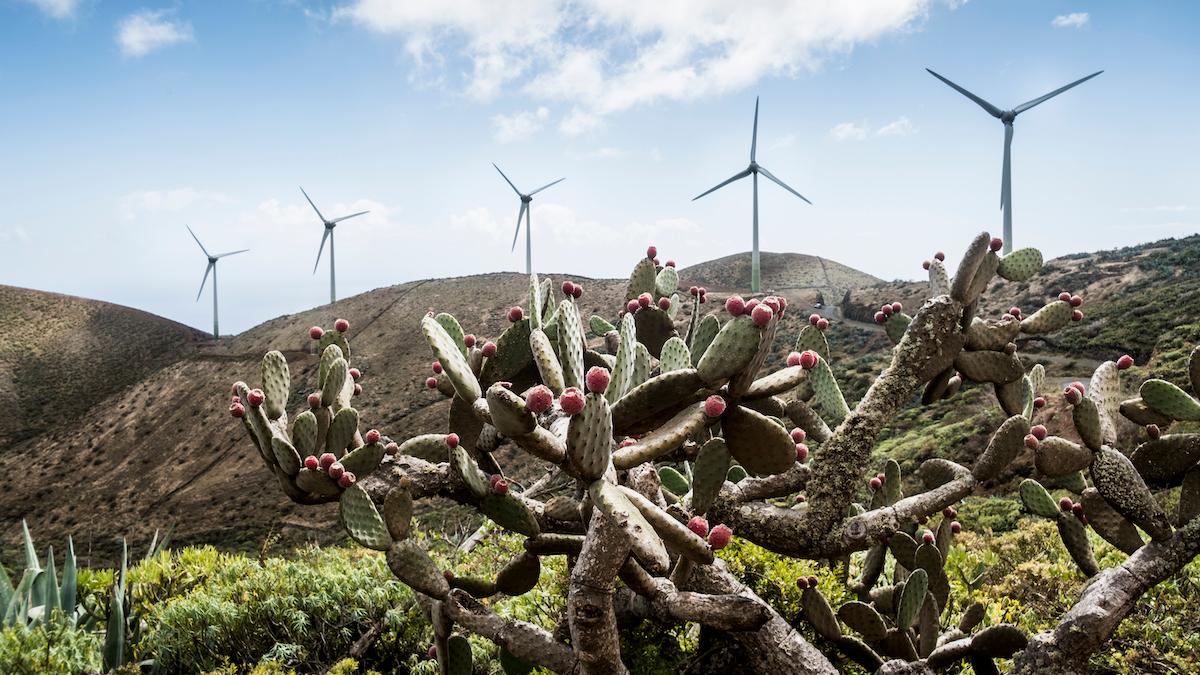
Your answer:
[874,311,887,324]
[428,645,437,660]
[328,463,345,480]
[799,350,819,370]
[446,433,460,449]
[786,351,802,367]
[646,245,657,259]
[586,366,611,394]
[922,260,931,270]
[891,302,902,313]
[795,495,807,503]
[319,453,336,470]
[687,516,709,538]
[562,280,575,296]
[805,313,817,326]
[703,395,727,418]
[365,429,381,444]
[246,389,265,407]
[1031,424,1048,441]
[934,251,945,261]
[1147,424,1161,440]
[881,303,894,317]
[430,362,442,375]
[1059,497,1074,512]
[425,376,439,389]
[1009,307,1022,319]
[464,334,477,348]
[489,474,502,487]
[762,297,781,313]
[745,298,760,312]
[572,284,583,299]
[1071,309,1084,322]
[796,577,809,590]
[384,442,399,455]
[308,392,323,409]
[751,303,774,327]
[493,478,510,495]
[807,575,819,588]
[816,318,829,331]
[560,388,585,415]
[1072,502,1085,517]
[869,477,882,491]
[1058,292,1072,302]
[334,318,350,332]
[638,293,652,307]
[658,297,671,311]
[918,515,928,525]
[303,455,319,471]
[229,402,245,418]
[1033,396,1046,409]
[795,444,809,462]
[1024,434,1041,450]
[443,570,456,581]
[338,472,356,488]
[990,237,1003,252]
[525,385,554,414]
[1116,354,1134,370]
[1070,295,1083,307]
[627,300,640,313]
[482,341,498,358]
[1064,387,1084,405]
[507,306,524,322]
[943,506,957,519]
[666,260,676,268]
[950,521,962,534]
[353,381,363,395]
[619,438,636,448]
[708,524,732,550]
[689,286,698,296]
[725,295,746,316]
[877,472,887,483]
[790,428,806,443]
[922,531,935,545]
[309,326,325,340]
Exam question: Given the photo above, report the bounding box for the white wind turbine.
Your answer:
[493,163,565,275]
[301,186,369,303]
[187,225,248,339]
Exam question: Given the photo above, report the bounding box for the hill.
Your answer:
[681,251,882,304]
[0,285,206,448]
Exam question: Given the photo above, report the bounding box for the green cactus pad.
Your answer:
[1140,379,1200,421]
[794,324,830,361]
[632,306,676,359]
[807,355,850,424]
[610,368,703,434]
[387,539,448,598]
[450,445,491,499]
[480,491,541,537]
[326,407,359,455]
[655,265,679,297]
[1020,300,1072,335]
[657,466,690,495]
[659,337,691,373]
[962,250,999,305]
[613,402,707,469]
[529,329,565,394]
[1091,446,1173,541]
[882,458,903,505]
[291,410,319,457]
[888,532,919,570]
[589,315,615,337]
[556,299,586,390]
[495,552,541,596]
[896,567,928,628]
[743,366,806,401]
[271,436,302,476]
[397,433,453,462]
[950,233,993,303]
[567,393,613,480]
[589,479,669,574]
[619,485,714,564]
[964,316,1021,351]
[340,484,392,551]
[528,273,542,329]
[260,351,290,421]
[1119,397,1173,427]
[1178,468,1200,526]
[915,543,951,612]
[382,486,414,541]
[928,258,950,297]
[543,495,582,521]
[838,601,887,641]
[954,350,1023,385]
[1053,470,1088,494]
[1029,363,1045,395]
[696,315,760,385]
[421,316,482,402]
[920,458,963,488]
[690,438,731,514]
[340,441,385,479]
[721,404,796,476]
[486,384,537,437]
[801,587,842,641]
[1019,478,1061,518]
[626,257,658,301]
[1056,512,1099,577]
[321,356,349,407]
[1130,434,1200,486]
[480,319,533,386]
[607,313,638,402]
[996,247,1043,282]
[448,575,498,598]
[296,467,340,497]
[1072,398,1104,451]
[317,330,350,365]
[632,342,652,389]
[884,312,912,345]
[433,313,468,359]
[1034,436,1093,477]
[726,465,748,483]
[970,624,1028,658]
[1080,487,1142,555]
[688,314,720,365]
[975,413,1032,480]
[1087,360,1120,444]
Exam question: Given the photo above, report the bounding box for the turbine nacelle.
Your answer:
[1001,111,1017,124]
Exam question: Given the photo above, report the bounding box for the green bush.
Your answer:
[0,621,104,674]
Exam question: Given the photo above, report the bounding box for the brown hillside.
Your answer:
[682,251,882,304]
[0,285,206,448]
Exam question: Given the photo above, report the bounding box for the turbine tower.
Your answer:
[187,225,248,339]
[301,186,369,304]
[926,68,1102,254]
[693,97,811,293]
[493,163,564,275]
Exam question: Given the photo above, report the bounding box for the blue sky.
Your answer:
[1,1,1197,335]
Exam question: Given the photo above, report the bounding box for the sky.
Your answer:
[1,1,1197,335]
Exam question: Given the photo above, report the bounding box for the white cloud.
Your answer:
[492,106,550,142]
[20,0,79,19]
[116,10,194,58]
[830,122,867,142]
[119,188,231,220]
[1051,12,1089,29]
[451,204,699,248]
[0,226,31,244]
[334,0,934,131]
[1121,205,1191,212]
[589,147,626,159]
[877,116,916,136]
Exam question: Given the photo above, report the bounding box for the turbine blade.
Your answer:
[313,229,330,274]
[186,225,210,257]
[757,165,812,205]
[926,68,1003,118]
[215,249,249,259]
[1013,70,1103,114]
[299,186,326,223]
[750,96,759,162]
[1001,124,1013,210]
[529,177,565,195]
[331,210,369,223]
[493,163,522,196]
[195,262,213,302]
[510,202,527,252]
[692,168,752,201]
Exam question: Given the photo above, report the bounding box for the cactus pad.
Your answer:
[1020,300,1072,335]
[689,314,720,365]
[996,247,1043,281]
[422,316,482,402]
[326,407,359,455]
[589,479,669,574]
[340,441,385,479]
[1034,436,1093,477]
[721,404,796,476]
[1019,479,1060,518]
[260,351,290,421]
[321,356,349,407]
[801,587,842,641]
[382,486,414,541]
[556,299,587,390]
[897,568,928,628]
[1091,446,1173,541]
[340,484,392,551]
[625,257,657,301]
[696,315,760,384]
[655,265,679,297]
[529,329,566,394]
[566,393,613,480]
[271,436,302,476]
[657,466,690,495]
[619,485,714,564]
[1130,434,1200,486]
[807,355,850,424]
[1080,487,1142,554]
[659,337,691,373]
[613,402,707,469]
[589,315,615,337]
[610,368,703,434]
[1140,379,1200,421]
[837,601,888,641]
[795,325,830,361]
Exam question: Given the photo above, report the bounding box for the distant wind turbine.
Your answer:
[187,225,248,339]
[693,97,811,293]
[493,163,565,275]
[926,68,1102,254]
[301,186,369,304]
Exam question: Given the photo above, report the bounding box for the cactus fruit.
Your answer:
[585,366,611,394]
[560,387,585,415]
[708,524,732,550]
[687,516,710,538]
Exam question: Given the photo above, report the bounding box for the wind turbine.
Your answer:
[301,186,369,303]
[926,68,1102,254]
[187,225,248,339]
[493,163,565,275]
[693,97,811,293]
